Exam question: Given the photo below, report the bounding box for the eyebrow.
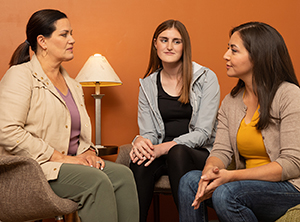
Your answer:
[60,29,72,33]
[159,36,182,41]
[228,43,238,48]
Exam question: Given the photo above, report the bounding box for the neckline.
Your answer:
[56,86,70,97]
[242,105,260,126]
[157,71,180,99]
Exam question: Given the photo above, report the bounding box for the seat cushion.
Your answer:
[275,204,300,222]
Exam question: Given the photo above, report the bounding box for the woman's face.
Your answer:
[44,18,75,62]
[154,27,183,65]
[223,32,253,80]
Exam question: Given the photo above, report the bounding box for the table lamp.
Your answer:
[76,54,122,148]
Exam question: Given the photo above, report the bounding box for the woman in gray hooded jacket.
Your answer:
[129,19,220,222]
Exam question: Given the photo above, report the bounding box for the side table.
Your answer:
[96,145,118,156]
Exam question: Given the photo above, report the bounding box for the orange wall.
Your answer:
[0,0,299,158]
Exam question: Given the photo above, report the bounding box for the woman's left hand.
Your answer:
[78,149,105,170]
[142,141,177,166]
[141,144,164,166]
[192,168,233,208]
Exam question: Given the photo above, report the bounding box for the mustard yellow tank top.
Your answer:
[237,106,271,169]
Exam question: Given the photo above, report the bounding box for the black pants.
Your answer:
[130,144,209,222]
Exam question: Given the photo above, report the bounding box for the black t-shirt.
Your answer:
[157,71,192,142]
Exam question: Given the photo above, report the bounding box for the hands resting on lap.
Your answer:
[50,149,105,170]
[129,136,176,167]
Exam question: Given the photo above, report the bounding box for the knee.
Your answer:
[169,144,188,156]
[168,144,189,162]
[179,170,202,197]
[121,164,135,179]
[212,183,235,210]
[130,160,150,177]
[74,167,115,197]
[114,163,136,184]
[90,168,113,188]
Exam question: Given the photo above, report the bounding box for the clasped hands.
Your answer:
[192,166,232,209]
[130,137,155,166]
[130,136,170,167]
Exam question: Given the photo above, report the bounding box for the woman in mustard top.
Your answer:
[178,22,300,222]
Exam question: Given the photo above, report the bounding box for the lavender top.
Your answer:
[56,87,81,155]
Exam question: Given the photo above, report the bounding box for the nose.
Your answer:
[69,35,75,44]
[223,49,230,60]
[167,41,173,51]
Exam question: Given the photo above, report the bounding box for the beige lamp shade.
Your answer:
[75,54,122,147]
[76,54,122,87]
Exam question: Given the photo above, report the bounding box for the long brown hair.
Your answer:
[230,22,298,130]
[9,9,67,67]
[144,19,192,104]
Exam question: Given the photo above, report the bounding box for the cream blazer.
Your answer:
[0,54,94,180]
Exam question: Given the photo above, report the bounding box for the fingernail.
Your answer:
[90,165,93,167]
[101,167,104,171]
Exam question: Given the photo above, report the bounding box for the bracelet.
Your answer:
[89,147,96,153]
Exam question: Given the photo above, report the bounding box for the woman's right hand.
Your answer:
[191,166,219,209]
[130,136,154,164]
[50,149,104,169]
[61,155,89,165]
[192,165,235,209]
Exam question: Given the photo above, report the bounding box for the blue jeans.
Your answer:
[178,170,300,222]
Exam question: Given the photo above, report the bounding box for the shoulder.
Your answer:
[273,82,300,108]
[139,71,159,87]
[221,90,244,109]
[1,62,32,84]
[191,62,219,92]
[276,81,300,96]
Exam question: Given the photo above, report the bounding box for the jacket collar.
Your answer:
[29,54,71,105]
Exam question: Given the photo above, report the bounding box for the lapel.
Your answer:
[30,54,67,106]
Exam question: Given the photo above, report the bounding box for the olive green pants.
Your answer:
[49,161,139,222]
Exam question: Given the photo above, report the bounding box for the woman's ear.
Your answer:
[36,35,47,50]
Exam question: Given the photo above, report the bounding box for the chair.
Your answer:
[276,204,300,222]
[0,156,78,222]
[116,144,171,222]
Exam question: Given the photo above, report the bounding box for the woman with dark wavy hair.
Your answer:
[178,21,300,222]
[129,19,220,221]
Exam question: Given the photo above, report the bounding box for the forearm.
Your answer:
[230,161,282,182]
[155,141,177,155]
[203,156,226,172]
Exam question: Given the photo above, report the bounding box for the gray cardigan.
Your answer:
[210,82,300,190]
[137,62,220,151]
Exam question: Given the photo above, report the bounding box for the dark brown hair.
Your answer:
[144,19,192,104]
[9,9,67,67]
[230,22,298,129]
